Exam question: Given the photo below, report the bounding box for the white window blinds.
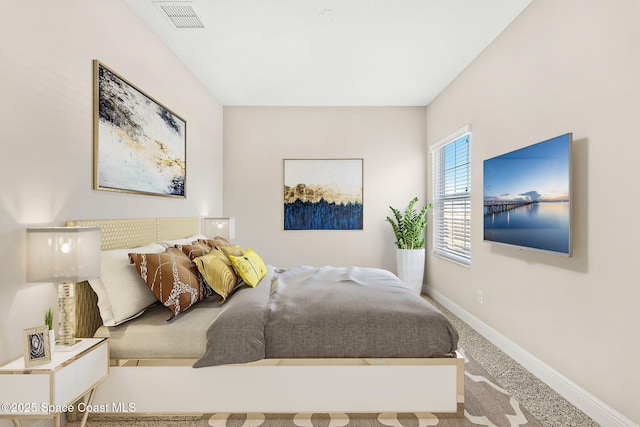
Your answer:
[431,127,471,266]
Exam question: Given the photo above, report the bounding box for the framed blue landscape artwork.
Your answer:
[93,60,186,198]
[283,159,363,230]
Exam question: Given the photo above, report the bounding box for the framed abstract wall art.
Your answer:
[283,158,363,230]
[93,60,187,198]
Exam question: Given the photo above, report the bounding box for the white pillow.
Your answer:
[161,234,208,248]
[89,243,166,326]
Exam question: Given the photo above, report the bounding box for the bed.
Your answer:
[67,217,464,415]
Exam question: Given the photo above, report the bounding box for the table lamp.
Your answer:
[26,227,101,346]
[202,217,235,241]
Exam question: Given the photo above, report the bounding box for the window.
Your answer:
[430,126,471,266]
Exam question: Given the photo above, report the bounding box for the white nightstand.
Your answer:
[0,338,109,427]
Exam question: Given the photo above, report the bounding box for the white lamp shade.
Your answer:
[202,218,235,241]
[26,227,101,283]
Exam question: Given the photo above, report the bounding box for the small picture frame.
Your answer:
[23,326,51,367]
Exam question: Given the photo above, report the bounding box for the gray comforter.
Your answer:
[194,265,459,367]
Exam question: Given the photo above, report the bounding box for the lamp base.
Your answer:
[55,339,83,352]
[58,282,76,345]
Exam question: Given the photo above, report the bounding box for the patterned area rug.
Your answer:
[72,349,542,427]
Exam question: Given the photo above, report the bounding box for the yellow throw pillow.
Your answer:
[219,244,245,258]
[228,249,267,288]
[193,250,238,303]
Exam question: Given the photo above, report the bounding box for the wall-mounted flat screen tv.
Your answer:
[483,133,571,256]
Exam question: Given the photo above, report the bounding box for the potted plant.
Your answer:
[386,197,432,294]
[45,308,55,351]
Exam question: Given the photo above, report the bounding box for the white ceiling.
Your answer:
[124,0,533,106]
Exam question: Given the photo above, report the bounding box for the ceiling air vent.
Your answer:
[155,2,204,29]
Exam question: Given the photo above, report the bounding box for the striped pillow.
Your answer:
[175,241,211,260]
[198,237,232,249]
[193,250,238,303]
[219,244,245,258]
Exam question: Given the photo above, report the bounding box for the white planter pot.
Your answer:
[396,248,425,294]
[49,329,56,353]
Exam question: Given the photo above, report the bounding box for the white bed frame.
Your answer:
[67,217,464,415]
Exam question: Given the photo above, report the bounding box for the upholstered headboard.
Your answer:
[66,217,199,250]
[65,217,200,338]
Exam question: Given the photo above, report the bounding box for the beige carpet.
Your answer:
[69,348,542,427]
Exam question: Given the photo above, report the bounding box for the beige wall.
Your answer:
[3,0,637,424]
[0,0,223,371]
[223,107,427,270]
[426,0,639,423]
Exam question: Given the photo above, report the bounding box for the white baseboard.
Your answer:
[426,286,638,427]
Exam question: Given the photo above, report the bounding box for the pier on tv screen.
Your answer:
[483,133,572,256]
